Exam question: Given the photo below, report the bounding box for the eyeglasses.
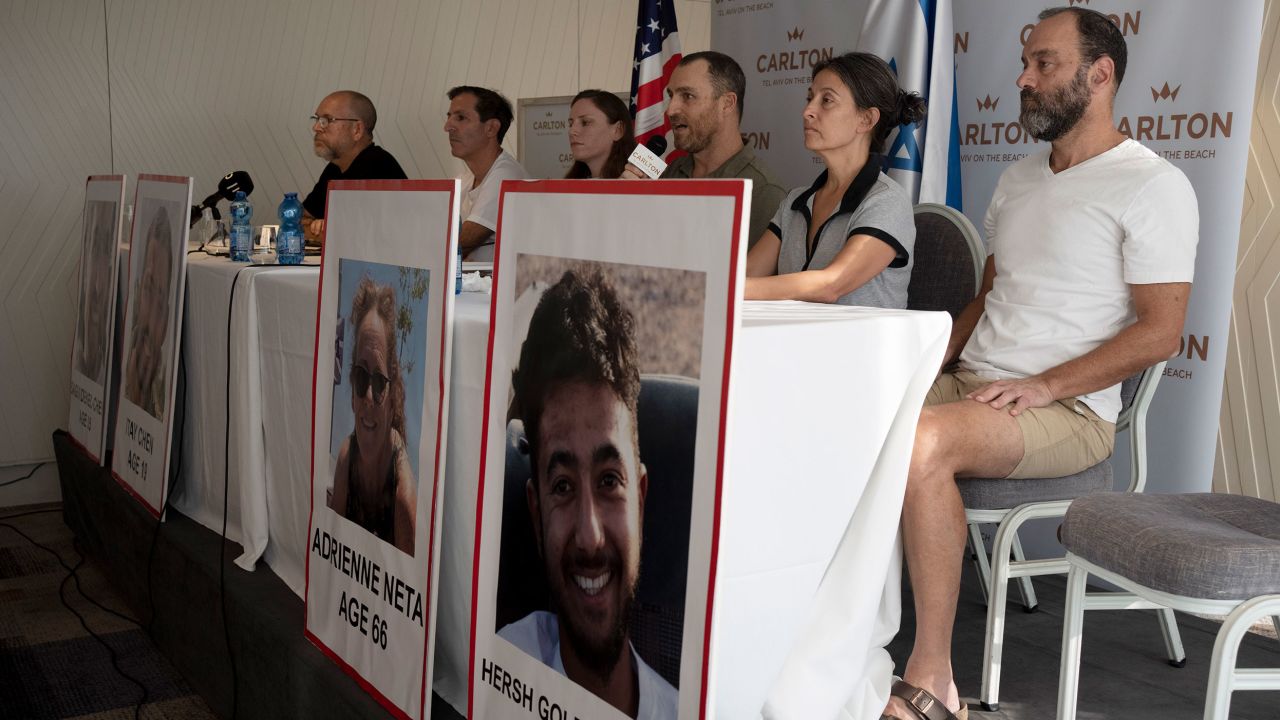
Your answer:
[310,114,360,130]
[351,365,390,404]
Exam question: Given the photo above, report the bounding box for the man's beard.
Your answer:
[314,140,337,162]
[1019,64,1091,142]
[672,113,715,154]
[560,585,635,681]
[546,540,639,681]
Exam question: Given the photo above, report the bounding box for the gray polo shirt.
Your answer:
[769,160,915,308]
[662,144,787,249]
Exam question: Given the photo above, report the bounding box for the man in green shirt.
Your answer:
[625,51,787,248]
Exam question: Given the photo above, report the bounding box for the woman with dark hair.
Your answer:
[564,90,635,179]
[330,275,417,555]
[745,51,926,307]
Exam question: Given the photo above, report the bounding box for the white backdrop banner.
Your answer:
[711,0,958,202]
[952,1,1263,493]
[304,180,458,719]
[717,1,1263,494]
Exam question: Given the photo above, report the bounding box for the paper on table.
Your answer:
[460,271,491,293]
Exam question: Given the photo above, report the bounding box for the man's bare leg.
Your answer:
[885,399,1024,717]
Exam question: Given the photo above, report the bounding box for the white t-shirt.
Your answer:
[960,139,1198,422]
[498,610,679,720]
[459,149,530,260]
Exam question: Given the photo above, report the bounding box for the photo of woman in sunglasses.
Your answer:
[328,272,418,556]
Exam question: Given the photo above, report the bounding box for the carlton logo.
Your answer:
[1022,9,1140,43]
[757,29,834,73]
[532,120,566,130]
[1151,82,1182,102]
[1163,334,1208,380]
[963,121,1040,146]
[1114,81,1233,142]
[1117,111,1231,142]
[741,131,772,149]
[976,95,999,112]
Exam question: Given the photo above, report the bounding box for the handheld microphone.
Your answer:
[190,171,255,227]
[627,136,669,179]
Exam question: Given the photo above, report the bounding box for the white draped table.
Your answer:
[174,254,949,718]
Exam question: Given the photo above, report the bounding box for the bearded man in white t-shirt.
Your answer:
[884,8,1198,720]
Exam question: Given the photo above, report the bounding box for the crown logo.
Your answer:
[787,27,805,42]
[1150,82,1181,102]
[976,95,999,112]
[1067,0,1090,5]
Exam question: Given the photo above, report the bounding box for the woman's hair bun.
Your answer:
[897,90,927,126]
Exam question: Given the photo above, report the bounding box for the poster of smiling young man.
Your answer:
[305,179,459,720]
[110,174,192,516]
[69,175,125,464]
[469,179,746,720]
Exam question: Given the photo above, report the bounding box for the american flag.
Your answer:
[629,0,681,148]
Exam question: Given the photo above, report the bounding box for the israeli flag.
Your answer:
[858,0,962,209]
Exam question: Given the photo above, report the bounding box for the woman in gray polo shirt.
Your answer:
[745,52,925,308]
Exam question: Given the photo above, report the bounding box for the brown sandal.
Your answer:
[888,680,968,720]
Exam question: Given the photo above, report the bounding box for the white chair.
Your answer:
[958,361,1185,711]
[1056,492,1280,719]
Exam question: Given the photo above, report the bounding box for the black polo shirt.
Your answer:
[303,144,407,218]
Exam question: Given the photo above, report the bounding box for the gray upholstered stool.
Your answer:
[957,364,1183,711]
[1057,492,1280,719]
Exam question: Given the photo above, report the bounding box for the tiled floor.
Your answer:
[889,560,1280,719]
[6,502,1278,719]
[0,505,216,719]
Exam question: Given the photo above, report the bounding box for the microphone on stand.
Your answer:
[626,136,669,179]
[189,171,255,227]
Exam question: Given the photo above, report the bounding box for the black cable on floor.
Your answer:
[0,507,61,522]
[0,519,147,720]
[220,267,250,720]
[144,305,188,632]
[135,271,206,718]
[0,461,47,488]
[138,301,190,720]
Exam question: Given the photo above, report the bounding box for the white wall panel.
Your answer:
[0,0,110,464]
[0,0,709,465]
[1217,0,1280,501]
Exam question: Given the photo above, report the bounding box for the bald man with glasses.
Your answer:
[302,90,407,245]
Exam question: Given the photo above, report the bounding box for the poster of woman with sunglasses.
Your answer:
[327,259,429,557]
[304,179,459,720]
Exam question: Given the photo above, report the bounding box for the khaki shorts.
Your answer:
[926,370,1115,479]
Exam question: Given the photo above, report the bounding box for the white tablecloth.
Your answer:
[175,255,949,718]
[726,302,948,719]
[172,257,281,554]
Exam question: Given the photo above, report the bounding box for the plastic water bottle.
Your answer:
[277,192,304,265]
[455,251,462,294]
[229,191,253,262]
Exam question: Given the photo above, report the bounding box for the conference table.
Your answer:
[171,253,949,719]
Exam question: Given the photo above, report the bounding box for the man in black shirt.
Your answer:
[302,90,407,245]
